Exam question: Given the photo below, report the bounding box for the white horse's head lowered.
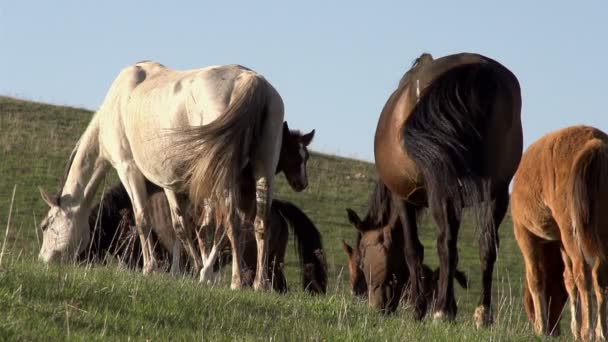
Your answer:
[38,188,90,263]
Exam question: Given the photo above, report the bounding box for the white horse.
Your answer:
[38,61,285,290]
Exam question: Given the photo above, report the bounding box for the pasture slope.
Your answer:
[0,96,560,340]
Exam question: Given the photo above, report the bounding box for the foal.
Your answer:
[344,181,468,312]
[512,125,608,340]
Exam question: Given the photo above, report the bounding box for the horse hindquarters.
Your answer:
[402,63,517,323]
[569,139,608,339]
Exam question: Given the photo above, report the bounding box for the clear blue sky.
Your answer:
[1,1,606,161]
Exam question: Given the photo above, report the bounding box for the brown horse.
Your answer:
[343,181,468,312]
[512,125,608,340]
[82,181,185,270]
[362,52,521,325]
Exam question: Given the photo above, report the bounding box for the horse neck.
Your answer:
[60,115,106,213]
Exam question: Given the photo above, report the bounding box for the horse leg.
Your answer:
[430,196,461,322]
[115,164,157,274]
[593,258,608,340]
[226,204,248,289]
[198,199,215,264]
[475,186,509,328]
[252,173,274,291]
[562,249,581,340]
[163,190,202,276]
[271,224,288,293]
[562,233,594,341]
[200,225,226,284]
[514,219,548,335]
[170,241,183,276]
[396,200,426,320]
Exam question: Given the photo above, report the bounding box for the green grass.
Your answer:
[0,96,563,340]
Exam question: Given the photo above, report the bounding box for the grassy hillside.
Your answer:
[0,96,563,340]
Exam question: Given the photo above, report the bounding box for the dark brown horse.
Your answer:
[81,181,186,270]
[83,181,328,293]
[512,126,608,340]
[343,181,468,312]
[360,52,521,326]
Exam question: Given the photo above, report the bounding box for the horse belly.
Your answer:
[376,151,426,205]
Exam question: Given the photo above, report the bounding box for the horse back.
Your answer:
[512,126,608,241]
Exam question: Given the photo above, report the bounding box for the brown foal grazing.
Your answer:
[368,52,522,326]
[512,125,608,341]
[343,181,468,313]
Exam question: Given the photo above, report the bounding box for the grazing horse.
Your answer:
[81,181,182,270]
[343,181,468,312]
[368,52,521,325]
[512,126,608,340]
[200,198,328,294]
[38,62,285,290]
[83,181,327,293]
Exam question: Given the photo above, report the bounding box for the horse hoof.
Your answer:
[253,279,270,291]
[433,311,455,323]
[595,325,606,341]
[170,266,181,277]
[142,261,159,275]
[474,306,493,329]
[230,281,243,290]
[199,267,220,285]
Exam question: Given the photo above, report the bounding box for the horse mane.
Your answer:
[362,180,393,227]
[272,199,328,294]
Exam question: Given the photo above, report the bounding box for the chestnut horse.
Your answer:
[368,52,521,326]
[343,181,468,312]
[512,125,608,340]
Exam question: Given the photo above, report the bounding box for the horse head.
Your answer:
[38,188,91,263]
[277,121,315,192]
[345,208,405,313]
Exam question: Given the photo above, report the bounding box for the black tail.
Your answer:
[402,62,507,225]
[272,199,328,294]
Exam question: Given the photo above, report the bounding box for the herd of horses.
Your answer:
[34,52,608,340]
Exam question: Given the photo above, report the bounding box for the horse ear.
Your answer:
[39,187,59,207]
[342,240,353,256]
[301,129,315,146]
[283,121,289,133]
[346,208,363,230]
[455,270,469,289]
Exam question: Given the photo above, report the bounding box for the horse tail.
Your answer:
[402,62,515,228]
[172,71,269,221]
[569,138,608,261]
[273,199,328,294]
